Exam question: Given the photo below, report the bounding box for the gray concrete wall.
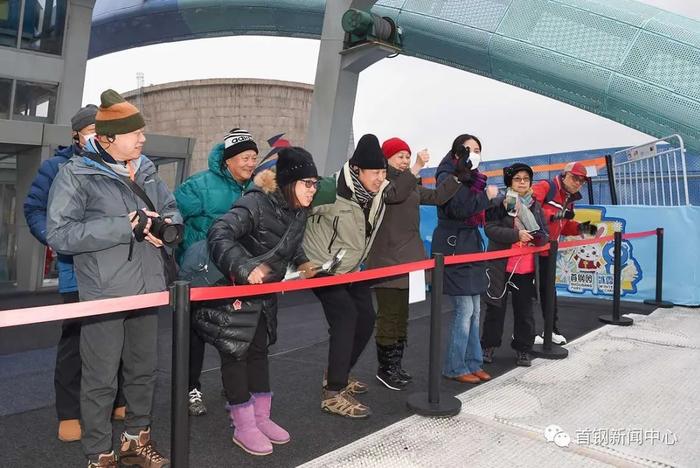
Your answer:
[124,78,314,177]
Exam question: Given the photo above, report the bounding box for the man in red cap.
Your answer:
[531,161,598,345]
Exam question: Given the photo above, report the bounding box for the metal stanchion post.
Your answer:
[644,227,673,308]
[600,232,633,326]
[531,241,568,359]
[407,253,461,416]
[171,281,191,468]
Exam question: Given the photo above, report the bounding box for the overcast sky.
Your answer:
[83,0,700,163]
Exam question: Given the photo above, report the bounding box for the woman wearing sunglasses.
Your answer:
[193,147,318,456]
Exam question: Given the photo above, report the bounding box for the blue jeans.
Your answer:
[443,295,483,377]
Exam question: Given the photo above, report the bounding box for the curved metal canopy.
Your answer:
[90,0,700,153]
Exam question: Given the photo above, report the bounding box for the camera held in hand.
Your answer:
[149,216,183,246]
[132,210,183,246]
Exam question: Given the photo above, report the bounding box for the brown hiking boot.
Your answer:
[87,451,117,467]
[322,371,369,395]
[58,419,81,442]
[321,388,371,419]
[119,428,170,467]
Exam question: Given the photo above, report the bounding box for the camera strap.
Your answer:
[85,152,176,276]
[85,152,157,211]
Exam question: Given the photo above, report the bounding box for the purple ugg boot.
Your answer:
[229,399,273,456]
[252,392,291,444]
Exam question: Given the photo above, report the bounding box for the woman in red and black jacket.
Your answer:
[531,161,598,344]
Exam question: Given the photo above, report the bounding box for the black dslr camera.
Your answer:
[149,216,183,246]
[133,211,183,246]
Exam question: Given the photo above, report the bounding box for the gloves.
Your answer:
[453,146,473,183]
[550,210,575,222]
[578,221,598,236]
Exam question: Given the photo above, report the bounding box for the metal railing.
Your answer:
[612,134,690,206]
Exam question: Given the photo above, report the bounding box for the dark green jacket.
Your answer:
[174,143,251,259]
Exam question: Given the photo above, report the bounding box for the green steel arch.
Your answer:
[90,0,700,153]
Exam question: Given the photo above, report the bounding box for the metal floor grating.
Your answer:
[301,308,699,468]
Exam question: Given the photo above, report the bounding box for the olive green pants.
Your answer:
[374,288,409,346]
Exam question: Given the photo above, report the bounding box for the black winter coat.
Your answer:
[483,194,548,307]
[431,154,493,296]
[192,170,309,358]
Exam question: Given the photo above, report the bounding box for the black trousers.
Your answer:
[313,281,376,391]
[189,303,207,392]
[481,273,535,352]
[538,255,560,333]
[55,292,125,421]
[219,314,270,405]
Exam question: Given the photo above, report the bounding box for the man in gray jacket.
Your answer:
[48,89,180,468]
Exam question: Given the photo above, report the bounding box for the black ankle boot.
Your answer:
[376,343,409,391]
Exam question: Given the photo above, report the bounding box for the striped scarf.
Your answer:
[349,169,374,209]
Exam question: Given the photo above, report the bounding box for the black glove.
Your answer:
[550,210,575,222]
[131,209,149,242]
[578,221,598,236]
[453,146,473,183]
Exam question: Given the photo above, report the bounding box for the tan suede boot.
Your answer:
[58,419,81,442]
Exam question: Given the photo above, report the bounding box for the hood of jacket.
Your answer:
[208,142,249,186]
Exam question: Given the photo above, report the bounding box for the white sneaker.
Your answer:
[552,332,567,345]
[534,333,567,345]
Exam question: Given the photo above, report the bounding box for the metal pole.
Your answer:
[531,241,568,359]
[600,232,633,326]
[407,254,461,416]
[171,281,191,468]
[587,178,594,204]
[428,253,443,403]
[644,228,673,308]
[605,154,618,205]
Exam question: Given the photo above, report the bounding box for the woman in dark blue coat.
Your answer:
[431,134,498,384]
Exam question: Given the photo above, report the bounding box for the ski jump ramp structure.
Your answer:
[90,0,700,157]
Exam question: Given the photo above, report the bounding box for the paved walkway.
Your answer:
[301,307,698,468]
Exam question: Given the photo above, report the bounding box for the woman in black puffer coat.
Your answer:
[193,147,318,456]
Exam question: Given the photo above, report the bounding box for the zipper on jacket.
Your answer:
[327,216,340,254]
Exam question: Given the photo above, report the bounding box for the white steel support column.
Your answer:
[306,0,399,175]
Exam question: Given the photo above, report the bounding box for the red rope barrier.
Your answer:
[0,229,658,328]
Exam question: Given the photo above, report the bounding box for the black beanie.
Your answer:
[223,128,258,161]
[276,147,318,187]
[349,134,387,170]
[71,104,98,131]
[503,162,534,187]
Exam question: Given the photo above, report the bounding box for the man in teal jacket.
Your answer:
[174,128,258,416]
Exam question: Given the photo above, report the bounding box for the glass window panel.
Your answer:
[0,78,11,119]
[13,80,57,122]
[0,0,21,48]
[20,0,67,55]
[0,180,17,284]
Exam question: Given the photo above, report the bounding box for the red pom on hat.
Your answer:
[381,137,411,159]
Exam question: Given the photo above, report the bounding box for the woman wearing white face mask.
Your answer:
[431,134,499,384]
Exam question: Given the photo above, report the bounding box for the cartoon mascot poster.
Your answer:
[556,207,642,296]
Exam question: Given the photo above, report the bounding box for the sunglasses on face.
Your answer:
[299,179,319,189]
[568,174,587,184]
[512,177,531,183]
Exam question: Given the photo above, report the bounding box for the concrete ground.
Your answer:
[0,290,663,467]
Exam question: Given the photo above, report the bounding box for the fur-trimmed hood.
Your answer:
[253,169,278,194]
